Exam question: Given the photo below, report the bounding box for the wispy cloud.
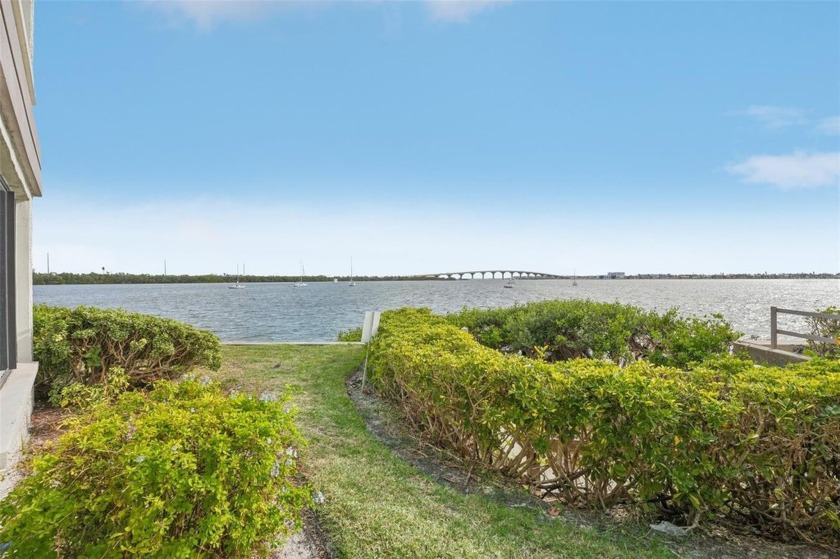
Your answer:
[817,116,840,135]
[425,0,512,23]
[739,105,808,129]
[139,0,510,28]
[727,151,840,190]
[140,0,299,30]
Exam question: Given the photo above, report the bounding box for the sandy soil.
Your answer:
[273,509,334,559]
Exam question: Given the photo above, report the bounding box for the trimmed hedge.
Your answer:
[448,300,740,369]
[370,308,840,542]
[33,305,222,404]
[0,378,309,558]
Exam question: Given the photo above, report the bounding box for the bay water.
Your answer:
[34,279,838,343]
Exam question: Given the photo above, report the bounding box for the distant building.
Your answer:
[607,272,625,279]
[1,0,42,477]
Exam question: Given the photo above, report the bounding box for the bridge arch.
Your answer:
[416,270,565,281]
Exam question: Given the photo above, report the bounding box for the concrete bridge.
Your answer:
[411,270,566,280]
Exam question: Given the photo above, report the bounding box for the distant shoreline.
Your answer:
[33,272,840,286]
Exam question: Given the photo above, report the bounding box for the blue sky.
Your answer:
[33,0,840,276]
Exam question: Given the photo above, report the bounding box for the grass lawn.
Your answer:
[209,344,677,559]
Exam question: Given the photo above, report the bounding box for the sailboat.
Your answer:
[348,258,356,286]
[228,264,245,289]
[572,268,578,287]
[504,274,514,288]
[292,262,307,287]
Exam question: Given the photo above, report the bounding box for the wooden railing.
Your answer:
[770,307,840,349]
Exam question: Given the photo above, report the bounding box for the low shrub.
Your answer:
[337,326,363,342]
[57,366,132,409]
[370,308,840,543]
[448,299,739,368]
[806,306,840,358]
[0,377,310,558]
[33,304,222,404]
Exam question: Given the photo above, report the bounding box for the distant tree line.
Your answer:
[32,272,426,285]
[32,271,838,286]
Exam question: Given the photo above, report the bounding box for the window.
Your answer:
[0,176,15,388]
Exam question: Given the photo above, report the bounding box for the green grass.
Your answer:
[210,345,677,559]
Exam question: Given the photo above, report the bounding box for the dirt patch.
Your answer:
[346,372,839,559]
[273,509,334,559]
[28,403,73,451]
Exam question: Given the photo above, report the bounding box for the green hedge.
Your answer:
[0,378,310,558]
[370,308,840,542]
[448,300,740,369]
[33,305,222,404]
[807,306,840,358]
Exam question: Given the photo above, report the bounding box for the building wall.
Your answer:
[0,0,41,474]
[15,198,31,361]
[0,0,41,198]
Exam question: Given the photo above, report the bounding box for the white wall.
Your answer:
[14,198,32,362]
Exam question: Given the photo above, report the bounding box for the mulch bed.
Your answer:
[27,403,72,452]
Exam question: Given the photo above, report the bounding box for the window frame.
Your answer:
[0,175,16,389]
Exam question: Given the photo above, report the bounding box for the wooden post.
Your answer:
[361,311,381,389]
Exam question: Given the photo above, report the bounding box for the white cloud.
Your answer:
[140,0,293,30]
[740,105,808,129]
[425,0,511,23]
[817,116,840,135]
[727,151,840,190]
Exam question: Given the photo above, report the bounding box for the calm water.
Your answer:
[34,279,838,342]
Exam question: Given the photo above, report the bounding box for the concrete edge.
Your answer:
[0,361,38,497]
[733,341,810,367]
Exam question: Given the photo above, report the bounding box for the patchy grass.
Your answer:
[208,344,677,559]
